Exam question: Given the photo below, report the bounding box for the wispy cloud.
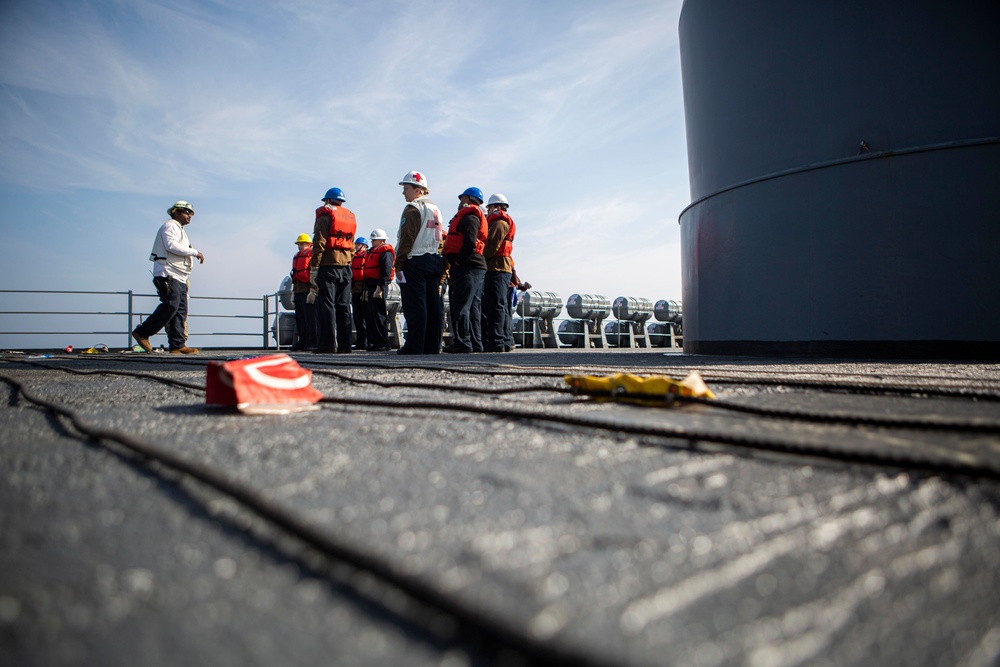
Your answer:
[0,0,688,308]
[2,0,682,187]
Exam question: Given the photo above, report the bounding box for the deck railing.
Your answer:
[0,289,283,351]
[0,289,682,351]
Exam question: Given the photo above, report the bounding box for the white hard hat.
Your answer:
[168,200,194,214]
[399,170,428,189]
[369,228,388,241]
[487,193,509,208]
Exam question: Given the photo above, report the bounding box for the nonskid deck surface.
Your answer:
[2,349,999,667]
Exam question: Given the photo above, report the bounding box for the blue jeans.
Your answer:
[449,265,486,351]
[316,265,352,351]
[135,276,188,350]
[399,253,444,354]
[470,272,484,352]
[482,271,511,350]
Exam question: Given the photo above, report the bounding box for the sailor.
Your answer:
[442,187,488,353]
[394,171,445,355]
[290,233,318,351]
[132,200,205,354]
[350,236,369,350]
[482,193,516,352]
[506,267,531,351]
[310,187,357,354]
[363,229,395,351]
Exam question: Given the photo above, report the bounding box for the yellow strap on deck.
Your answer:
[564,371,715,404]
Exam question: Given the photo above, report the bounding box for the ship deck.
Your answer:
[2,348,999,666]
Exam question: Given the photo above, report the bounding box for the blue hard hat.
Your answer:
[460,187,484,204]
[323,187,346,202]
[355,237,369,246]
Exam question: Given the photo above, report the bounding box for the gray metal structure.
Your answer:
[677,0,1000,357]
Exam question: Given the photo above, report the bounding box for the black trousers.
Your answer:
[398,253,444,354]
[135,276,188,350]
[351,290,368,349]
[482,270,511,350]
[292,291,317,349]
[315,265,352,352]
[449,265,486,352]
[364,281,391,349]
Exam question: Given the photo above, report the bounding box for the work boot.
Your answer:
[131,329,152,353]
[169,346,199,354]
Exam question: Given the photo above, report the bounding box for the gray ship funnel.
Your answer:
[677,0,1000,358]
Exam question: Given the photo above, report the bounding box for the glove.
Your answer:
[309,268,319,289]
[306,288,317,305]
[374,285,384,300]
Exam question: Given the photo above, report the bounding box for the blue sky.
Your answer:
[0,0,688,344]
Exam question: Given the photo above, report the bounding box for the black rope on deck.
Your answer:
[41,351,1000,401]
[570,390,1000,435]
[15,358,205,391]
[3,359,1000,663]
[0,371,617,667]
[7,360,1000,473]
[316,395,1000,480]
[310,367,566,396]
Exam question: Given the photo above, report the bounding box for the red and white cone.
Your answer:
[206,354,323,414]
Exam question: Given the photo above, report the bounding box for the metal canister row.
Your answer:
[275,279,682,350]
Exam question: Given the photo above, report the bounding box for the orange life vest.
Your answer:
[442,206,487,256]
[351,249,367,282]
[487,210,516,258]
[291,247,312,284]
[315,205,357,251]
[363,243,395,281]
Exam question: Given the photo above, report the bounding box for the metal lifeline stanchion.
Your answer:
[127,290,134,349]
[262,294,270,350]
[273,293,279,350]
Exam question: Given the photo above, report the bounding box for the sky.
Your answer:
[0,0,690,347]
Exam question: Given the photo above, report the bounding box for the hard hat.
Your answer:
[369,228,388,241]
[355,236,369,246]
[399,170,428,189]
[323,187,346,202]
[487,193,509,208]
[168,200,194,215]
[460,187,484,204]
[294,233,311,244]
